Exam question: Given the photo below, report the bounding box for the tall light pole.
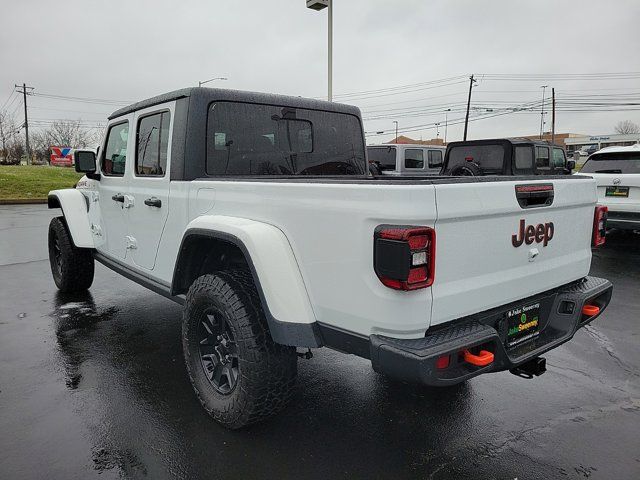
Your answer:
[435,123,440,139]
[393,121,398,142]
[539,85,548,139]
[444,108,451,144]
[307,0,332,101]
[198,77,228,87]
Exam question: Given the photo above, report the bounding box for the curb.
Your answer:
[0,198,48,205]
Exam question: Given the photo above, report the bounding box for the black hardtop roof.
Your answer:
[108,87,361,120]
[446,138,564,149]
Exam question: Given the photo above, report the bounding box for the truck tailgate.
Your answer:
[430,178,596,326]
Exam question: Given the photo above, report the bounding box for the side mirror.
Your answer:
[566,160,576,171]
[74,149,97,173]
[74,149,100,180]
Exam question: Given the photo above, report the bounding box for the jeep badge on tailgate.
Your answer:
[512,219,554,247]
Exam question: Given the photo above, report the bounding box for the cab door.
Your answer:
[96,119,132,260]
[125,105,173,271]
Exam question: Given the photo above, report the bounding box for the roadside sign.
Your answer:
[50,146,74,167]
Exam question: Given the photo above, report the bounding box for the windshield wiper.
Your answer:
[594,169,622,173]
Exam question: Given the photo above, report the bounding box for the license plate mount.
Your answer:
[506,302,541,348]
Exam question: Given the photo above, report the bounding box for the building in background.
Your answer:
[379,132,640,153]
[385,136,445,146]
[564,133,640,153]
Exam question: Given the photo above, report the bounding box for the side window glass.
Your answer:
[102,122,129,176]
[515,146,534,170]
[552,148,566,169]
[404,149,424,169]
[535,146,550,169]
[136,111,170,176]
[428,150,443,168]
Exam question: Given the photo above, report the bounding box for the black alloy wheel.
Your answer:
[198,309,239,395]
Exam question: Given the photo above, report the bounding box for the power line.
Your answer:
[31,92,132,106]
[1,90,17,111]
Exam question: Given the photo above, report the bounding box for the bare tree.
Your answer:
[614,120,640,135]
[45,120,93,148]
[0,111,20,164]
[28,120,102,164]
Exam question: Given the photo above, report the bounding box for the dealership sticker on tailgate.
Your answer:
[605,186,629,197]
[506,302,540,347]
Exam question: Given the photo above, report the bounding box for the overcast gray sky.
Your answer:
[1,0,639,144]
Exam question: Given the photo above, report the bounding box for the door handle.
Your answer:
[144,197,162,208]
[112,193,124,203]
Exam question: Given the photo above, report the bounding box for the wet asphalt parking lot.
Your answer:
[0,204,639,480]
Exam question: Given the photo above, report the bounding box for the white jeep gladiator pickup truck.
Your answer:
[47,88,613,429]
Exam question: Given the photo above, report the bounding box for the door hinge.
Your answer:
[125,236,138,250]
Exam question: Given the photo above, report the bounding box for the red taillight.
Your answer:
[374,226,436,291]
[592,205,608,247]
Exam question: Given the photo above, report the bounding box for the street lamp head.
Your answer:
[306,0,329,10]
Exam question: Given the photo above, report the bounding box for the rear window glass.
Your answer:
[580,152,640,174]
[367,147,396,171]
[446,144,505,174]
[206,102,365,176]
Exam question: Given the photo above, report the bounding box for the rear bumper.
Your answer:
[369,276,613,386]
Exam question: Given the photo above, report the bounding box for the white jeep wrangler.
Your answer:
[48,88,613,428]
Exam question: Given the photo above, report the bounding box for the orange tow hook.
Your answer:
[463,349,494,367]
[582,304,600,317]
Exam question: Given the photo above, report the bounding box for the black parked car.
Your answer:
[441,138,575,176]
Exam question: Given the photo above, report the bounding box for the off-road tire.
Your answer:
[48,216,94,293]
[182,271,298,429]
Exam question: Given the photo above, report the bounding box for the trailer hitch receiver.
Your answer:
[510,357,546,379]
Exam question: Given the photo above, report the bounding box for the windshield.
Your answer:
[580,151,640,174]
[206,102,366,176]
[446,144,505,174]
[367,146,397,171]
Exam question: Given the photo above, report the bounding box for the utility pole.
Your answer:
[444,108,451,144]
[539,85,548,139]
[15,83,34,164]
[463,75,476,141]
[393,121,398,142]
[551,88,556,146]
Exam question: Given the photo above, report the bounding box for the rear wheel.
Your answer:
[48,216,94,293]
[182,271,297,429]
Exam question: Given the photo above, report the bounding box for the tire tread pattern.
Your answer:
[48,216,94,292]
[182,270,297,429]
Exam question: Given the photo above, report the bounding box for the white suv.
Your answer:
[579,144,640,231]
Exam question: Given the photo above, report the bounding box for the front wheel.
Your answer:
[182,271,297,429]
[48,216,94,293]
